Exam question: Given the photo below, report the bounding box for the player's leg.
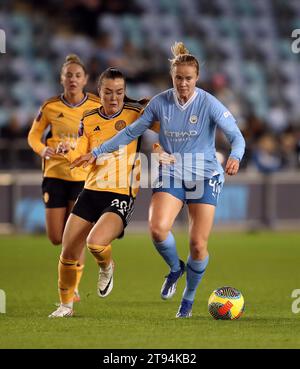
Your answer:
[86,212,124,297]
[46,204,85,302]
[149,192,185,300]
[45,207,67,245]
[42,177,69,245]
[176,175,223,317]
[65,180,85,301]
[176,203,215,318]
[49,214,93,318]
[66,200,85,303]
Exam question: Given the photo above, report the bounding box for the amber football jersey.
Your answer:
[28,93,100,181]
[66,103,159,197]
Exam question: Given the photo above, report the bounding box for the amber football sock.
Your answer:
[75,263,84,293]
[87,243,112,269]
[58,256,78,306]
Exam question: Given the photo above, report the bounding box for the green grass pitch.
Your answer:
[0,231,300,349]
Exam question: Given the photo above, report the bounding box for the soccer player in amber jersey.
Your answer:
[49,67,159,317]
[28,54,100,301]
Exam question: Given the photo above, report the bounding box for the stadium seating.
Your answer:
[0,0,299,170]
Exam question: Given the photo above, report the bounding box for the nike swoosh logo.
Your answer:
[99,276,112,296]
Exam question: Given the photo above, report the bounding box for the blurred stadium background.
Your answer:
[0,0,300,234]
[1,0,300,350]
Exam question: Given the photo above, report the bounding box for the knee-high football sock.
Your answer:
[75,263,84,292]
[58,257,78,307]
[153,232,180,272]
[87,243,112,269]
[182,254,209,302]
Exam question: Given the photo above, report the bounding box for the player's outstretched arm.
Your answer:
[93,116,152,158]
[93,97,159,158]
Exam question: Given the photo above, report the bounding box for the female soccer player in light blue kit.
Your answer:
[71,42,246,318]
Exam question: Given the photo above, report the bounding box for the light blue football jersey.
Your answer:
[92,87,245,181]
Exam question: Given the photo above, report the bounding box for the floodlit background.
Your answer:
[0,0,300,232]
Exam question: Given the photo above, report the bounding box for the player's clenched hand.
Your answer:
[152,143,176,165]
[70,152,96,169]
[40,146,56,160]
[158,152,176,165]
[225,157,240,176]
[56,142,70,155]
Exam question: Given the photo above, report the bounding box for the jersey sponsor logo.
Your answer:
[164,130,198,138]
[93,126,101,131]
[115,120,126,131]
[189,115,198,124]
[57,112,64,118]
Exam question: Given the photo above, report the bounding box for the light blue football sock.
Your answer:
[183,254,209,302]
[153,232,180,272]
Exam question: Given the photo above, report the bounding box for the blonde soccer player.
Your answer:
[28,54,100,302]
[71,42,245,318]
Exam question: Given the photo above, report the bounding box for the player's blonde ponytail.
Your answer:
[61,54,87,74]
[171,41,190,57]
[170,41,199,75]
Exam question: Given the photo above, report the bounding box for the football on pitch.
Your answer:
[208,286,245,320]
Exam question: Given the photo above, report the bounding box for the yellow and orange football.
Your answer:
[208,286,245,320]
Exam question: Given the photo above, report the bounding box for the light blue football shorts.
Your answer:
[152,174,223,206]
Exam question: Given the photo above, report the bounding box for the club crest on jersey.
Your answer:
[189,115,198,124]
[115,120,126,131]
[78,121,84,137]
